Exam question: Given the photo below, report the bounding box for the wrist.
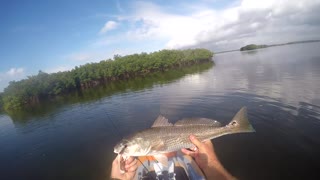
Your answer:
[110,178,121,180]
[203,157,235,180]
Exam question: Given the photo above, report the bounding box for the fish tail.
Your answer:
[227,106,255,133]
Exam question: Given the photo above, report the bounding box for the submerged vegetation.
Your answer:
[240,44,268,51]
[1,48,213,110]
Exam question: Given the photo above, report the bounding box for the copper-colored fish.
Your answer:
[114,107,254,166]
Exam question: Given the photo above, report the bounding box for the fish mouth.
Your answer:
[114,144,127,155]
[117,145,128,174]
[118,153,127,174]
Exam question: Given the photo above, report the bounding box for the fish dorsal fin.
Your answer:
[151,115,173,127]
[174,118,221,127]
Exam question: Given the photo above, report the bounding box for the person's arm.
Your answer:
[110,155,138,180]
[181,135,236,180]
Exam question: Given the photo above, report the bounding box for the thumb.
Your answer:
[181,148,197,158]
[189,135,203,148]
[113,155,119,166]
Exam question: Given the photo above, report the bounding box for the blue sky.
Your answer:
[1,0,319,92]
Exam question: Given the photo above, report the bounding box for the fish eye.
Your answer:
[231,121,237,126]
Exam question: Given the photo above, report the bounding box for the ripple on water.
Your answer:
[1,43,320,180]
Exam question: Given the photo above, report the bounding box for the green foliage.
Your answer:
[240,44,268,51]
[0,92,3,110]
[0,48,213,110]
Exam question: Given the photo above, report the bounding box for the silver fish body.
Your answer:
[114,107,255,157]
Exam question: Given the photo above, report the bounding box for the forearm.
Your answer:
[182,136,236,180]
[203,153,236,180]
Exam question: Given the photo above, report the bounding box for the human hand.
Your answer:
[111,155,138,180]
[181,135,235,180]
[181,135,217,171]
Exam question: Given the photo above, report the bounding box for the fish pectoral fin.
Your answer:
[150,140,165,151]
[154,154,169,167]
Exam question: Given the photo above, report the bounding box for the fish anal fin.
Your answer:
[154,154,169,167]
[174,118,221,127]
[151,115,173,127]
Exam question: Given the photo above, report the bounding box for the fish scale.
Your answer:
[142,125,227,154]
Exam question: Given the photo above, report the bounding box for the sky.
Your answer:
[0,0,320,92]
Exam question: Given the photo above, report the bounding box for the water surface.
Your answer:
[1,42,320,180]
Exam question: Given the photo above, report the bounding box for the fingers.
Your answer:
[202,140,211,145]
[181,135,203,157]
[190,145,198,151]
[125,157,137,172]
[125,157,135,165]
[125,157,136,167]
[113,154,120,166]
[202,140,215,151]
[189,135,203,148]
[181,148,196,157]
[125,157,137,169]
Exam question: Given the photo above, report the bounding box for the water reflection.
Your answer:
[4,62,214,122]
[0,43,320,180]
[156,43,319,121]
[211,43,320,108]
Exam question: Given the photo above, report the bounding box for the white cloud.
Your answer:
[6,67,24,76]
[109,0,320,51]
[0,67,26,92]
[241,0,275,10]
[44,66,72,73]
[67,51,115,64]
[99,21,118,34]
[71,0,320,67]
[69,53,93,62]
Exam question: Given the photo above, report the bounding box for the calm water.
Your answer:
[1,43,320,180]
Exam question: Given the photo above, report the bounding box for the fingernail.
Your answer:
[190,135,195,140]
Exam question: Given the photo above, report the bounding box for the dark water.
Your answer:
[1,43,320,180]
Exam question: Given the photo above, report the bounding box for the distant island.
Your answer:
[240,44,268,51]
[240,40,320,51]
[0,48,213,111]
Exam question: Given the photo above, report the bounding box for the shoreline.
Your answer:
[0,48,214,111]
